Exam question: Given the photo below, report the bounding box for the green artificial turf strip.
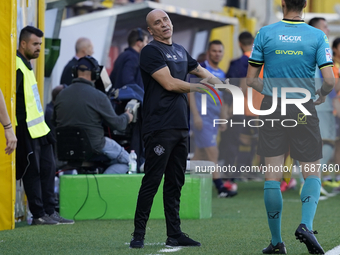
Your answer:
[0,181,339,254]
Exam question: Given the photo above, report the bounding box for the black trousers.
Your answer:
[134,129,188,236]
[17,123,56,219]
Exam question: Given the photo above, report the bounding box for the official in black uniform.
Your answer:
[16,26,74,225]
[130,9,222,248]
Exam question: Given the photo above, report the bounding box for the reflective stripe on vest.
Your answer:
[16,56,50,138]
[27,115,45,128]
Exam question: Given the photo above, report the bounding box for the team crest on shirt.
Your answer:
[324,35,329,43]
[154,145,165,156]
[325,48,332,62]
[176,50,183,58]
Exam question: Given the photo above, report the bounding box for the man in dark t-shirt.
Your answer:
[130,9,222,249]
[109,28,148,89]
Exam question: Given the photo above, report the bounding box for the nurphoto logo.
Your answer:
[198,82,312,128]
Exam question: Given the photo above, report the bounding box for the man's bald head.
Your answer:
[145,9,173,44]
[146,9,168,27]
[75,37,94,57]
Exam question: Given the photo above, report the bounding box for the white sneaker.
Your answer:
[320,186,329,196]
[320,186,336,197]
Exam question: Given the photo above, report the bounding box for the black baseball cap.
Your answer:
[77,56,98,71]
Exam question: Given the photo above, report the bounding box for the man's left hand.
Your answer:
[200,77,224,87]
[125,110,134,123]
[314,89,326,105]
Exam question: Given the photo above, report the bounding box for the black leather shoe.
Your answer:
[166,233,201,247]
[129,232,145,248]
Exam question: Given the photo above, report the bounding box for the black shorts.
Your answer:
[257,96,322,162]
[239,115,259,137]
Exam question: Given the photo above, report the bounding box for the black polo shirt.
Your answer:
[140,40,198,135]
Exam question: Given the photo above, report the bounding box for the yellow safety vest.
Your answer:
[16,56,50,139]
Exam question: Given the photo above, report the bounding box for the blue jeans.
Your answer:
[101,137,129,174]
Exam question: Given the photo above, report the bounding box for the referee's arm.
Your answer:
[246,64,263,93]
[314,66,335,105]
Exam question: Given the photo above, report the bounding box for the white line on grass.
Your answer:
[325,245,340,255]
[124,242,165,246]
[158,247,182,253]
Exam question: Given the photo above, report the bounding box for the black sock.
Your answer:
[213,179,224,192]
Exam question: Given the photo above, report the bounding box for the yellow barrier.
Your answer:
[274,0,338,13]
[37,0,45,106]
[0,0,17,231]
[210,26,234,73]
[310,0,338,13]
[210,7,257,73]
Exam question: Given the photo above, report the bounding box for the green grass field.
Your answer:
[0,181,339,255]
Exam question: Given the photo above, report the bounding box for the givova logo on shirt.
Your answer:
[279,35,302,43]
[275,50,303,55]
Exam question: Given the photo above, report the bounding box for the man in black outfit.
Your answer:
[130,9,222,249]
[16,26,74,225]
[109,28,148,90]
